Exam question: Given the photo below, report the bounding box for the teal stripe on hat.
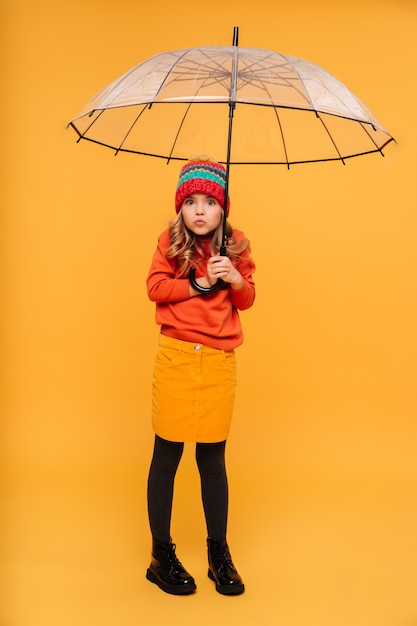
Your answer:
[177,166,226,190]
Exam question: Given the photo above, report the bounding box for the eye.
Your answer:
[207,198,215,205]
[184,198,194,205]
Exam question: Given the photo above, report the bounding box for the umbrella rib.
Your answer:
[235,54,291,166]
[151,48,235,104]
[316,113,345,163]
[280,54,317,112]
[359,120,385,153]
[167,102,193,162]
[192,47,241,96]
[149,49,192,105]
[73,108,107,138]
[115,104,149,153]
[166,67,229,161]
[236,52,316,112]
[273,108,290,168]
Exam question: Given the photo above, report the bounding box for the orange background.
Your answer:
[2,1,416,625]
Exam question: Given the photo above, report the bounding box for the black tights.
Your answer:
[147,435,228,543]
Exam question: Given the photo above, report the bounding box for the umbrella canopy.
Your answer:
[69,42,393,166]
[68,28,394,292]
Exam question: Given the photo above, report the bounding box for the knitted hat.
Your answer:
[175,158,230,215]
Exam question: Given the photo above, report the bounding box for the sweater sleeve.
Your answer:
[229,244,256,310]
[146,230,191,303]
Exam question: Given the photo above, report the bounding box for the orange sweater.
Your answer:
[147,228,255,350]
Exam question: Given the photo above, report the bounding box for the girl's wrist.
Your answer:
[230,274,244,290]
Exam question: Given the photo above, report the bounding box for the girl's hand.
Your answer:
[207,255,244,290]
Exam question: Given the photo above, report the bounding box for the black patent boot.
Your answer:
[207,538,245,595]
[146,539,196,595]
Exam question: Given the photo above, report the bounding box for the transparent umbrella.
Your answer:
[68,27,394,292]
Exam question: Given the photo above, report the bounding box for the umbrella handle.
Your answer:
[189,267,224,294]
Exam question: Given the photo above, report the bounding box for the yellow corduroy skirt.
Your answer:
[152,334,237,443]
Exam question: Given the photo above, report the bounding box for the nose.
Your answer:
[195,201,205,214]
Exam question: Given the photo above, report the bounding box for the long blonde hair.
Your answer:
[167,212,249,276]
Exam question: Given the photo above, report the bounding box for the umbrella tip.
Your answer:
[233,26,239,46]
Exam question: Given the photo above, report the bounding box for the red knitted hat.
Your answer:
[175,159,230,215]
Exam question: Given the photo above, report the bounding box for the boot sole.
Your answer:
[208,568,245,595]
[146,568,196,595]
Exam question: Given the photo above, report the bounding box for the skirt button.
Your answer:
[194,345,201,351]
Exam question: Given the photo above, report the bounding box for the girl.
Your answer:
[145,157,255,596]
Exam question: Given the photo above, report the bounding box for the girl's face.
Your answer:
[180,194,223,236]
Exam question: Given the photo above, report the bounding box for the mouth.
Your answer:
[194,220,206,225]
